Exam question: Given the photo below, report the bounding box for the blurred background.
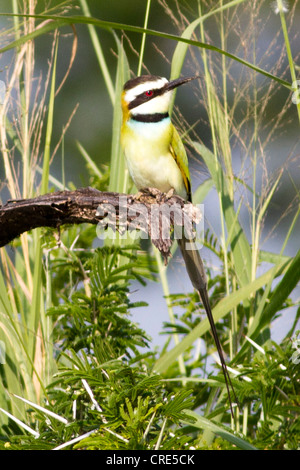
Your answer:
[0,0,299,347]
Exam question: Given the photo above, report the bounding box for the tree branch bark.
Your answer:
[0,187,201,262]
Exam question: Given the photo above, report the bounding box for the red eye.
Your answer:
[145,90,153,97]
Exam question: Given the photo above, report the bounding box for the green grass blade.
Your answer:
[0,14,292,90]
[0,270,26,419]
[259,250,291,265]
[28,36,58,391]
[108,34,130,194]
[105,35,131,259]
[0,267,44,413]
[192,178,214,204]
[276,0,300,123]
[41,37,58,195]
[170,0,247,109]
[182,410,257,450]
[248,248,300,338]
[0,407,39,437]
[193,141,252,287]
[76,140,104,179]
[79,0,115,105]
[137,0,151,76]
[153,257,290,373]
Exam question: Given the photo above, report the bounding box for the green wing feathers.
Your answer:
[170,126,192,201]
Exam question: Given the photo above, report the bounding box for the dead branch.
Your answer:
[0,187,201,263]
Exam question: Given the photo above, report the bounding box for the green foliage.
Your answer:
[2,250,298,449]
[48,245,151,358]
[238,339,300,450]
[0,245,197,450]
[0,0,299,451]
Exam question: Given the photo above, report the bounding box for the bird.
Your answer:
[120,74,237,416]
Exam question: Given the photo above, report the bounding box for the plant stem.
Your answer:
[137,0,151,76]
[276,0,300,123]
[79,0,115,105]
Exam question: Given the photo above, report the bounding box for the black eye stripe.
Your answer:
[128,86,166,110]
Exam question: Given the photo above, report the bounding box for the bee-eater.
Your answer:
[121,74,237,415]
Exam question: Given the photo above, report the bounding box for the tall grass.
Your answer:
[0,0,299,449]
[0,1,56,423]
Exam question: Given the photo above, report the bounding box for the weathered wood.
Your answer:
[0,187,200,262]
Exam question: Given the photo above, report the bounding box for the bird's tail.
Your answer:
[177,234,238,417]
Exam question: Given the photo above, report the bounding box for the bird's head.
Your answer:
[121,74,199,120]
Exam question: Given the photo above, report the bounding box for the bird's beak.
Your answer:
[164,76,200,92]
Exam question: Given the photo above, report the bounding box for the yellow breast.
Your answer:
[121,118,187,199]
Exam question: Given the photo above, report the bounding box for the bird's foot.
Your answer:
[164,188,175,201]
[131,190,145,202]
[130,187,166,204]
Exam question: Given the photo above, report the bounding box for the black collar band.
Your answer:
[131,112,169,123]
